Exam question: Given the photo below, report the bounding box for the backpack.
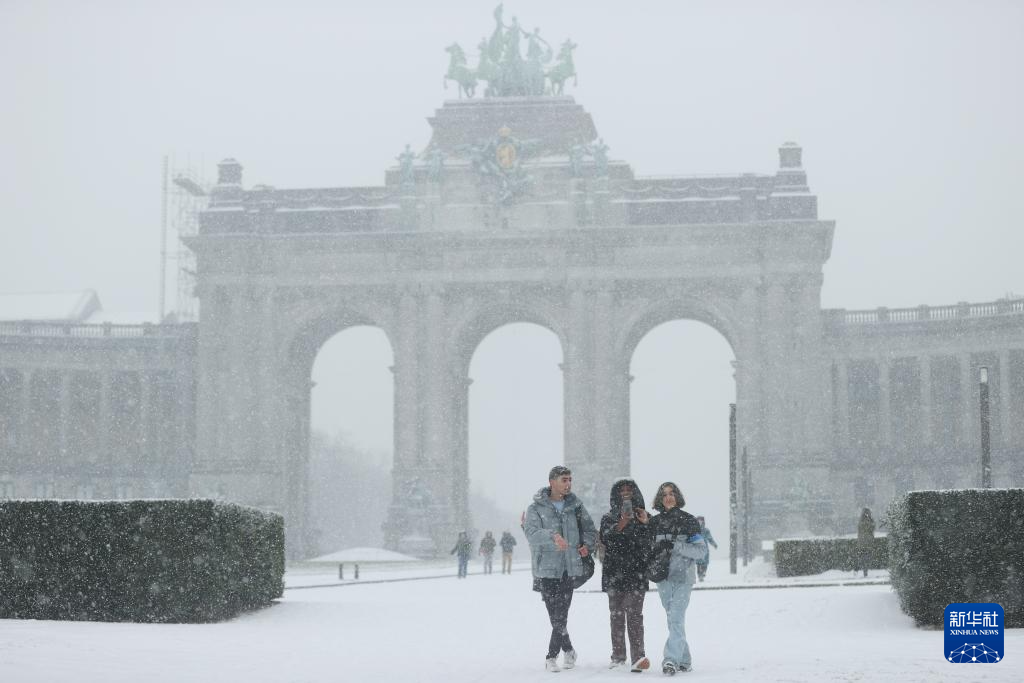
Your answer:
[645,536,676,583]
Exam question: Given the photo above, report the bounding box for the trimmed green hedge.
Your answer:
[0,499,284,623]
[887,488,1024,627]
[774,535,888,578]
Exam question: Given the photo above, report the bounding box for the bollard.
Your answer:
[338,563,344,580]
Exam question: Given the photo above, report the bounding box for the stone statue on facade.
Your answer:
[443,5,577,98]
[569,142,588,178]
[444,43,478,98]
[589,137,610,177]
[396,144,417,187]
[461,125,538,205]
[546,39,578,96]
[424,147,445,183]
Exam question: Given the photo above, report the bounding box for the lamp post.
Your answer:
[979,366,992,488]
[729,403,737,575]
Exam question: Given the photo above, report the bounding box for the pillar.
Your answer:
[919,355,932,445]
[835,360,850,448]
[878,357,892,447]
[999,349,1012,447]
[19,369,33,458]
[959,352,973,446]
[58,371,71,458]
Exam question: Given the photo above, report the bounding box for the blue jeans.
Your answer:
[457,556,468,578]
[657,579,693,668]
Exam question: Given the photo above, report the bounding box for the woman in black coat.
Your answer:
[598,477,651,671]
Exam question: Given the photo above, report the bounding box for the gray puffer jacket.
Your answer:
[524,488,598,579]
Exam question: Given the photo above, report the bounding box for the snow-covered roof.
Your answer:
[0,290,101,322]
[305,547,420,563]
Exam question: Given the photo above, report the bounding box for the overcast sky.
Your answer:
[2,1,1021,542]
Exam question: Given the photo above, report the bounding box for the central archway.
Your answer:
[466,322,563,550]
[628,319,736,576]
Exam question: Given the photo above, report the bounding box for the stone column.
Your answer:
[999,349,1012,447]
[878,357,892,447]
[19,369,33,458]
[419,284,459,549]
[959,352,974,446]
[835,359,850,448]
[139,371,152,461]
[194,285,225,469]
[58,371,71,458]
[563,283,593,470]
[919,355,932,445]
[384,288,422,550]
[98,370,111,466]
[762,279,789,453]
[735,285,762,454]
[592,286,621,477]
[421,284,451,467]
[393,288,421,470]
[452,374,472,530]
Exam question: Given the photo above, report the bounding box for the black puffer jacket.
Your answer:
[599,478,651,593]
[648,506,701,541]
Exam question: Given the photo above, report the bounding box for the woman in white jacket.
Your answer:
[648,482,707,675]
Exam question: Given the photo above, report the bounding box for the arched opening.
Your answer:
[629,320,736,577]
[467,322,564,551]
[307,325,394,556]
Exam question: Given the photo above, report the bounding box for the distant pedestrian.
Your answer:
[450,530,473,579]
[599,477,651,672]
[524,465,597,673]
[648,482,705,675]
[479,530,497,574]
[857,508,875,578]
[694,516,718,582]
[500,530,517,574]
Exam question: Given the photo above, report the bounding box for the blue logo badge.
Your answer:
[945,603,1003,663]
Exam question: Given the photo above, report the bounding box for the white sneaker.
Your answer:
[609,659,627,669]
[545,658,561,672]
[563,650,577,669]
[631,656,651,672]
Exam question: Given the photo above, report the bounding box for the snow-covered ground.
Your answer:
[1,559,1020,682]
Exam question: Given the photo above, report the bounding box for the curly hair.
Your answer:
[652,481,686,512]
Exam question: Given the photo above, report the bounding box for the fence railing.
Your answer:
[0,321,196,339]
[824,298,1024,326]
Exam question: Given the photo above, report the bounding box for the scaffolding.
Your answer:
[160,155,208,323]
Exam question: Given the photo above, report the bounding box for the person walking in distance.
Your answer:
[694,516,719,582]
[450,531,472,579]
[479,530,497,575]
[857,508,875,578]
[648,482,706,675]
[599,478,652,672]
[524,465,598,673]
[500,530,517,574]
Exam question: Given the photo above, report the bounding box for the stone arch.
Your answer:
[615,294,742,364]
[279,296,397,379]
[448,294,568,377]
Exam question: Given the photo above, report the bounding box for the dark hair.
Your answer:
[653,482,685,512]
[548,465,572,481]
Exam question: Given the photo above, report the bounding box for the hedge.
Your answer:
[0,499,284,623]
[774,535,888,578]
[887,488,1024,627]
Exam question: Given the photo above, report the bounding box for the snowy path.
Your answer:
[1,570,1020,681]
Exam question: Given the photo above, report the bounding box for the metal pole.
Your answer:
[729,403,737,574]
[980,366,991,488]
[159,156,169,322]
[742,446,750,566]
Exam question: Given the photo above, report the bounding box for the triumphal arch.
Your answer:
[185,15,835,557]
[3,10,1021,560]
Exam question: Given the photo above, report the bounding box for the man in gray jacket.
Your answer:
[524,465,598,672]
